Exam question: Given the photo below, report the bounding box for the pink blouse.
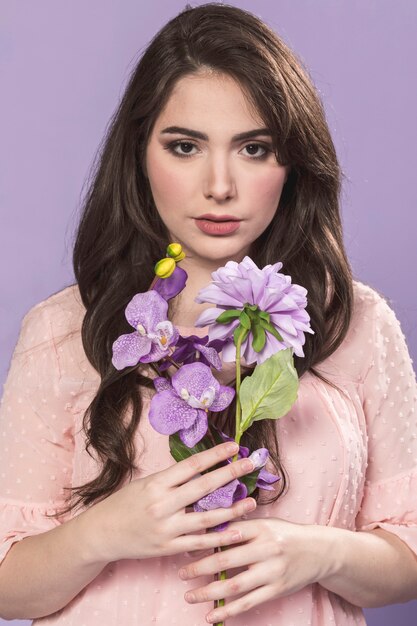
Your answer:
[1,280,416,625]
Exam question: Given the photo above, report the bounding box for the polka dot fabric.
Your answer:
[0,281,416,625]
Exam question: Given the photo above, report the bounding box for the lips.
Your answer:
[196,213,241,222]
[194,212,242,236]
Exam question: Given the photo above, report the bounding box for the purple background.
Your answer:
[1,1,416,624]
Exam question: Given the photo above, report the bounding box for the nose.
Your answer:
[203,153,236,202]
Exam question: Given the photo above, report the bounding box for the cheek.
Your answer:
[147,154,192,207]
[243,169,286,214]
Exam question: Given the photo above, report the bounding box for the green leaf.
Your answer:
[239,348,299,431]
[215,309,242,324]
[258,311,270,323]
[239,310,251,330]
[239,467,262,495]
[252,321,266,352]
[233,324,249,346]
[169,432,211,463]
[259,318,283,342]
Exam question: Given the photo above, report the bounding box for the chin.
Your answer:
[193,240,251,261]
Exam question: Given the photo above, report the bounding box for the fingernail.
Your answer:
[230,530,242,541]
[227,442,239,454]
[207,612,219,623]
[178,568,188,580]
[242,459,254,471]
[244,499,256,512]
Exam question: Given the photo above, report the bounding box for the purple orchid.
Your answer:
[148,362,235,447]
[192,431,279,530]
[194,256,314,365]
[153,265,187,301]
[158,335,223,372]
[111,290,179,370]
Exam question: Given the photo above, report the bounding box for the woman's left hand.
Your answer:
[177,517,338,623]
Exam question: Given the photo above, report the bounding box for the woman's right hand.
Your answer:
[82,442,257,564]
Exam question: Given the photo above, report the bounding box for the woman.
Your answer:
[0,3,416,624]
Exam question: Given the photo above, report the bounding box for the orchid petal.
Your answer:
[171,362,219,401]
[209,385,235,411]
[153,266,187,301]
[178,410,208,447]
[148,389,198,434]
[193,478,244,511]
[125,290,168,330]
[153,377,172,393]
[197,343,222,370]
[111,332,152,370]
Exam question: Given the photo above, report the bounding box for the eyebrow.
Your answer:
[160,126,273,142]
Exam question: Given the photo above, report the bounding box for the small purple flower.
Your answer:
[192,430,280,528]
[112,290,179,370]
[153,265,187,301]
[158,335,223,372]
[193,480,248,515]
[148,362,235,447]
[194,256,314,365]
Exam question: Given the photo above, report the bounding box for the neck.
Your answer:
[168,254,225,327]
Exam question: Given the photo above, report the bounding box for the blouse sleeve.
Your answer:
[355,292,417,554]
[0,301,75,565]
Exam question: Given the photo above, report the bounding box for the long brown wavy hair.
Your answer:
[59,2,353,516]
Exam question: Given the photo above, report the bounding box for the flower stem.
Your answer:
[213,327,246,626]
[214,559,227,626]
[233,327,246,459]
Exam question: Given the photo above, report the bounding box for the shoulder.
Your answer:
[17,285,97,383]
[19,284,85,350]
[318,279,402,382]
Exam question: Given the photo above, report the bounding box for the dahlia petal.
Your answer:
[221,340,237,362]
[208,318,239,341]
[194,307,226,327]
[269,313,298,337]
[111,332,152,370]
[212,276,252,304]
[195,284,243,307]
[179,410,208,447]
[148,389,198,434]
[246,268,266,303]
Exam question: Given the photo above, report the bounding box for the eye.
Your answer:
[241,143,270,159]
[165,140,198,158]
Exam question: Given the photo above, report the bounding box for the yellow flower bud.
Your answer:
[166,242,185,262]
[154,257,176,278]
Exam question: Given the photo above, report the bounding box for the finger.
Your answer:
[183,565,266,605]
[180,496,256,535]
[178,542,263,580]
[160,442,239,488]
[176,456,255,510]
[172,519,248,554]
[205,583,277,623]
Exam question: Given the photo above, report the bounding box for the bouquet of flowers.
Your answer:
[111,243,314,625]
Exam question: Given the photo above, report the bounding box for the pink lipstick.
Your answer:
[195,214,241,236]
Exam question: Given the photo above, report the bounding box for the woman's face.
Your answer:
[145,72,289,266]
